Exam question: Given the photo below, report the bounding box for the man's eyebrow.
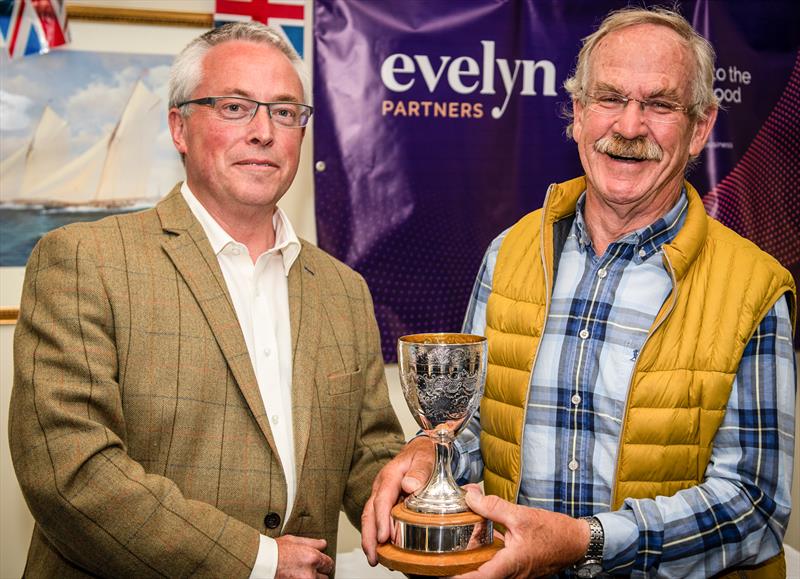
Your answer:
[271,94,301,103]
[592,82,623,94]
[590,82,683,101]
[644,88,682,100]
[221,88,254,98]
[218,89,301,103]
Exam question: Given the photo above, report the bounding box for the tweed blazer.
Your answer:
[9,185,404,578]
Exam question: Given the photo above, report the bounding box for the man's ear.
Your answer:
[572,99,584,143]
[689,105,718,157]
[168,108,188,155]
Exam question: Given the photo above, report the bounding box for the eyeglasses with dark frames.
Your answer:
[177,96,313,128]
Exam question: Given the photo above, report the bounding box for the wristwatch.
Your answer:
[574,516,604,578]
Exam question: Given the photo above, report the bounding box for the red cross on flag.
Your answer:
[0,0,70,59]
[214,0,305,59]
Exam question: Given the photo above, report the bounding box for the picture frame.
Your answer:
[66,4,212,28]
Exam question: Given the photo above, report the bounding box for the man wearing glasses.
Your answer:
[363,7,795,578]
[10,22,404,579]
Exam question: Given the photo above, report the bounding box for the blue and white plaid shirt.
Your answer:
[455,190,796,577]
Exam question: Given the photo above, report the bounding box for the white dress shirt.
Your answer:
[181,183,301,579]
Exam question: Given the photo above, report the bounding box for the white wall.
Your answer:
[0,324,34,577]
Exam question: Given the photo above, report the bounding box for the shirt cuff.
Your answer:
[594,511,639,563]
[249,534,278,579]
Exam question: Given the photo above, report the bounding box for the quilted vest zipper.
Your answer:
[609,250,679,508]
[513,182,556,504]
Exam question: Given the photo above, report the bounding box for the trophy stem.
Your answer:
[405,429,467,514]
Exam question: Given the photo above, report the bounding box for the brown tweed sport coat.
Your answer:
[9,185,404,578]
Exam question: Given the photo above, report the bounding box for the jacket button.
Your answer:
[264,512,281,529]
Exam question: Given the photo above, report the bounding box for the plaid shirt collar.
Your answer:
[573,188,689,263]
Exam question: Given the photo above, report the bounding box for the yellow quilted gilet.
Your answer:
[482,176,796,577]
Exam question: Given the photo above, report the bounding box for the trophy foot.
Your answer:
[376,503,503,576]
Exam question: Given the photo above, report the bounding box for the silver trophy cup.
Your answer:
[394,333,492,553]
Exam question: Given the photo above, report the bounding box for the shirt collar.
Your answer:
[180,182,301,275]
[573,188,688,262]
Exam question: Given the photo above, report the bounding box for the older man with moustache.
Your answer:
[10,22,404,579]
[362,7,796,578]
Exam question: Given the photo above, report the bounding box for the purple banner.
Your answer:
[313,0,800,360]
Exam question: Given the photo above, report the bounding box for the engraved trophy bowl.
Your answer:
[397,333,488,515]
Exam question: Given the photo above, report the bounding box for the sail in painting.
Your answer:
[2,80,161,208]
[0,105,69,203]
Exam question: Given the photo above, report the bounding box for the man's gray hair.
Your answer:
[563,7,718,138]
[169,21,310,113]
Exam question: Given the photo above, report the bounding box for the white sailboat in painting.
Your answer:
[2,80,162,208]
[0,105,69,204]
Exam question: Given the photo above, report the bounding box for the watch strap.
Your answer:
[580,516,604,561]
[574,516,604,577]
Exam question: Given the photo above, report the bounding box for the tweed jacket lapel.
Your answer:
[156,185,280,457]
[288,243,322,480]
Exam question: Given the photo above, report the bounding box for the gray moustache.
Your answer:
[594,135,663,161]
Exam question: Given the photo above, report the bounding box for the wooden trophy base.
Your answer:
[376,503,503,577]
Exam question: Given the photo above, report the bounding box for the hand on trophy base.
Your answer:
[376,503,504,576]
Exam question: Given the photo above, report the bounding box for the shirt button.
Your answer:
[597,268,607,279]
[579,329,589,340]
[263,347,271,357]
[568,460,579,471]
[231,247,241,256]
[271,414,279,425]
[571,394,581,405]
[264,512,281,529]
[638,248,647,258]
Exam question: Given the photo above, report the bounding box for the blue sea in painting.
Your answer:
[0,207,142,267]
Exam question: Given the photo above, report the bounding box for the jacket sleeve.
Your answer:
[340,277,405,528]
[9,226,260,578]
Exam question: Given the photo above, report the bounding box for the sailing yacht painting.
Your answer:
[0,50,184,266]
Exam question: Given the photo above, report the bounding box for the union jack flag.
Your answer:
[0,0,69,59]
[215,0,305,59]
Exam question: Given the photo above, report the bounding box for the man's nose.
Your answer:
[614,99,649,138]
[247,104,275,145]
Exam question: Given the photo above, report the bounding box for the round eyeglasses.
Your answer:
[178,96,313,128]
[585,91,688,124]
